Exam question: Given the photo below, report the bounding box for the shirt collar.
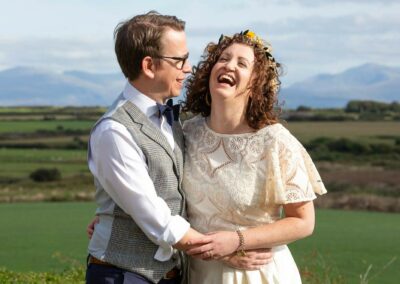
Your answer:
[123,81,159,118]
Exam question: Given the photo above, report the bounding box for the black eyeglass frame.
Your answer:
[155,53,189,70]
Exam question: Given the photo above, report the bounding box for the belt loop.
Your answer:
[86,254,91,268]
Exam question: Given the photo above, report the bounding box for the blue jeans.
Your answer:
[86,263,181,284]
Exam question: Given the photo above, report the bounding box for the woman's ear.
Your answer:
[142,56,156,79]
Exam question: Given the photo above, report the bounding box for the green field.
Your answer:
[0,149,88,179]
[1,120,399,141]
[1,119,398,146]
[0,203,398,283]
[0,149,86,162]
[291,210,400,283]
[0,106,105,114]
[285,121,400,143]
[0,120,94,133]
[2,135,88,145]
[0,149,92,202]
[0,107,61,114]
[0,202,96,272]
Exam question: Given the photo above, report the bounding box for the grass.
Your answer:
[0,148,86,161]
[0,202,96,272]
[0,106,105,114]
[0,266,85,284]
[284,121,400,144]
[0,120,94,133]
[291,209,400,284]
[0,149,91,202]
[0,203,398,283]
[0,149,88,179]
[0,135,88,145]
[0,163,88,179]
[1,120,398,140]
[0,107,60,113]
[0,176,95,203]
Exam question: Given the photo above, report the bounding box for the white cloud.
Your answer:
[0,37,119,73]
[0,0,399,85]
[299,0,397,4]
[186,11,400,84]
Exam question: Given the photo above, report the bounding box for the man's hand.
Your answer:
[173,228,205,251]
[87,216,99,239]
[221,248,273,270]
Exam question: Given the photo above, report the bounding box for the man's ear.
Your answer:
[142,56,156,79]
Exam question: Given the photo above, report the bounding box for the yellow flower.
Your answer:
[245,30,265,46]
[246,31,256,39]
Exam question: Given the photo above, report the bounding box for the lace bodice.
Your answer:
[182,115,326,233]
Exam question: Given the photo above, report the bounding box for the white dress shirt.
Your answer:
[88,81,190,261]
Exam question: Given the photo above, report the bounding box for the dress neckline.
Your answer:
[201,116,281,138]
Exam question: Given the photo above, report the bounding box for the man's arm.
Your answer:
[90,120,196,259]
[86,216,272,269]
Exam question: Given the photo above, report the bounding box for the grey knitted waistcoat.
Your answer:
[94,101,186,283]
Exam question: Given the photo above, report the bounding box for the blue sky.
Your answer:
[1,0,399,86]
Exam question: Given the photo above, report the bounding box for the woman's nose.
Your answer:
[224,60,236,71]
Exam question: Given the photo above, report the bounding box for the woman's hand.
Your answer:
[222,248,273,270]
[87,216,99,239]
[186,231,239,259]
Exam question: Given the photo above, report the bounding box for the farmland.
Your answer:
[285,121,400,144]
[1,107,399,210]
[0,106,399,283]
[0,203,398,283]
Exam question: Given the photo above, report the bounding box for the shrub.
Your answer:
[65,137,87,150]
[327,138,371,154]
[30,168,61,182]
[370,143,394,154]
[306,137,400,159]
[296,105,312,112]
[306,137,335,151]
[43,114,56,120]
[0,266,85,283]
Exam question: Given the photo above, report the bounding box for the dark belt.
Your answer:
[88,256,180,280]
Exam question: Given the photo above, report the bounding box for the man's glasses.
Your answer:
[155,53,189,70]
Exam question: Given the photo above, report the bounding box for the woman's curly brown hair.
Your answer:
[182,32,282,130]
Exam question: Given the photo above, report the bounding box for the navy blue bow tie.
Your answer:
[157,103,174,126]
[157,99,180,126]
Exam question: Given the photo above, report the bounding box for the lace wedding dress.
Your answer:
[182,116,326,284]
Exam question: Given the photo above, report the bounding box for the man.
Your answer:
[86,11,203,284]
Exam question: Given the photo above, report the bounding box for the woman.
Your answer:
[181,30,327,283]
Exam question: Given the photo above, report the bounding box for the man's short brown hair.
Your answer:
[114,11,185,81]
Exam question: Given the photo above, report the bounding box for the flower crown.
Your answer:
[218,30,276,65]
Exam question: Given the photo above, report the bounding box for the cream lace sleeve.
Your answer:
[266,128,327,204]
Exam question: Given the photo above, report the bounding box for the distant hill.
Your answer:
[0,64,399,107]
[0,67,125,106]
[280,63,400,108]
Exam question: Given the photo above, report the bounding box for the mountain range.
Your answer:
[0,63,398,108]
[0,67,124,106]
[280,63,400,108]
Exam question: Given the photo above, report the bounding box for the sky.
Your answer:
[1,0,399,86]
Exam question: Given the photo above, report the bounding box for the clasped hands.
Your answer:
[87,219,272,270]
[186,231,273,270]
